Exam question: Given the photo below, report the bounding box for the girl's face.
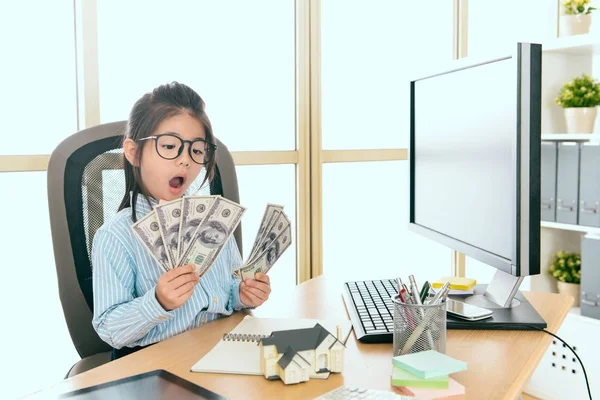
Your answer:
[127,112,206,202]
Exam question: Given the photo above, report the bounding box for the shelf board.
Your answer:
[541,133,599,142]
[541,221,600,235]
[543,34,600,56]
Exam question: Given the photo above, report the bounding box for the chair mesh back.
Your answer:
[81,149,125,265]
[67,138,220,311]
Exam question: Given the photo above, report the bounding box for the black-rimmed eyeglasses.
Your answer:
[137,134,217,165]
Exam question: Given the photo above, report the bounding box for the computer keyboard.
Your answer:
[341,279,398,343]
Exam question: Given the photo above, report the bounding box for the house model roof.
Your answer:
[260,323,344,369]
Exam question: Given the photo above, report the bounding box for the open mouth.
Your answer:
[169,174,186,190]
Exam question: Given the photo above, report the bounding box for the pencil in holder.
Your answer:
[392,294,447,356]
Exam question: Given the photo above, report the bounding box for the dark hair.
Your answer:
[117,82,217,222]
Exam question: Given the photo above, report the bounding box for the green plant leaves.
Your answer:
[555,74,600,108]
[562,0,594,15]
[548,251,581,284]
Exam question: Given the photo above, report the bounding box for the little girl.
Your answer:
[91,82,271,360]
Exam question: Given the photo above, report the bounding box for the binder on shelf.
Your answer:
[541,142,558,222]
[582,235,600,321]
[579,143,600,228]
[556,142,580,225]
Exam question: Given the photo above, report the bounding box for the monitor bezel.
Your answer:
[408,43,541,277]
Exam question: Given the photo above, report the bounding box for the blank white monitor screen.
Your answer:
[413,58,516,262]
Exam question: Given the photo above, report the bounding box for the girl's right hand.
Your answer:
[155,264,200,311]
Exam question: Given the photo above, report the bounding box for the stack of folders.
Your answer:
[431,276,477,296]
[391,350,467,399]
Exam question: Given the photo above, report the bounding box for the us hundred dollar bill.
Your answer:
[131,211,170,272]
[247,204,284,261]
[178,197,246,276]
[155,198,182,269]
[247,211,290,265]
[238,223,292,280]
[177,195,218,264]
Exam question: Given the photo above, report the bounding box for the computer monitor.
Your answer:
[409,42,546,329]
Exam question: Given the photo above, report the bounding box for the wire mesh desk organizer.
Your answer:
[392,277,448,356]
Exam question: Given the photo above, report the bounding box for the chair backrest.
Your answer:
[47,121,242,358]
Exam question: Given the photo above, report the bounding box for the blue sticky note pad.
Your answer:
[392,350,467,379]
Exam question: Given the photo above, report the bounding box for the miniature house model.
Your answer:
[258,323,345,385]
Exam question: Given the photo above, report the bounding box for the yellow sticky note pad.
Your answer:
[432,276,476,291]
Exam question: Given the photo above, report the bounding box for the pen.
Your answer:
[419,281,431,303]
[408,275,421,303]
[398,288,416,329]
[408,275,421,304]
[429,282,450,305]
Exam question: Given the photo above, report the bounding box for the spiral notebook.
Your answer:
[190,315,353,376]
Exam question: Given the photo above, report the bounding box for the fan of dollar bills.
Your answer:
[131,195,291,281]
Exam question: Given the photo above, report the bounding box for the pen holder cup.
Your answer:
[392,294,447,356]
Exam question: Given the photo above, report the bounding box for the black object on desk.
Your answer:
[342,279,548,343]
[57,370,228,400]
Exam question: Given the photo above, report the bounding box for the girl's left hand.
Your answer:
[239,273,271,307]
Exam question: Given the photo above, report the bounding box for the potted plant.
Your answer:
[555,74,600,134]
[560,0,595,36]
[548,251,581,306]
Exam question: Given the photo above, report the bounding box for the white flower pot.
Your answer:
[557,281,580,307]
[564,107,597,133]
[560,14,592,36]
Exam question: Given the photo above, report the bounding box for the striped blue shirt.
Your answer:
[91,194,246,349]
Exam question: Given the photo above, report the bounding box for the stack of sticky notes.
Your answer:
[391,350,467,399]
[432,276,476,295]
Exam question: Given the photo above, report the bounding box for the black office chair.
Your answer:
[47,120,242,378]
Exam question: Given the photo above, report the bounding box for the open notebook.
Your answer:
[190,315,353,375]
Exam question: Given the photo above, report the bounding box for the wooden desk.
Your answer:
[29,276,572,400]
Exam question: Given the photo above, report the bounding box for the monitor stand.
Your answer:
[447,270,547,330]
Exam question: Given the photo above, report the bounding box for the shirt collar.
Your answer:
[131,192,158,217]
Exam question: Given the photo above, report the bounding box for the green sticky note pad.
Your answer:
[392,350,467,379]
[391,366,449,389]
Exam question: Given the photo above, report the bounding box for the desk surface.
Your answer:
[30,276,572,400]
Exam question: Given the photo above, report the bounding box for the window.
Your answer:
[0,1,77,155]
[0,172,79,399]
[323,162,452,282]
[321,0,454,280]
[96,0,295,152]
[321,0,454,150]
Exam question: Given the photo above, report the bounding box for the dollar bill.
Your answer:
[247,211,290,265]
[178,197,246,276]
[247,204,284,261]
[131,211,170,272]
[177,195,218,265]
[155,198,183,269]
[237,223,292,280]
